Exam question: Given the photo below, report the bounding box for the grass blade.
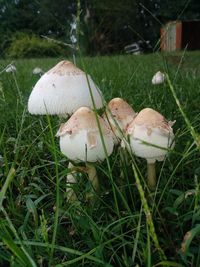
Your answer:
[0,167,15,209]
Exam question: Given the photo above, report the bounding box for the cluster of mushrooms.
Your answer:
[28,60,175,199]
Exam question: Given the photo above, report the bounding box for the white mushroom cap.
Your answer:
[28,61,103,116]
[103,98,136,142]
[126,108,175,163]
[56,107,114,162]
[32,67,43,75]
[152,71,165,85]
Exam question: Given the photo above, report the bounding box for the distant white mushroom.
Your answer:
[126,108,175,190]
[28,60,103,117]
[152,71,165,85]
[56,107,114,198]
[5,64,16,73]
[32,67,44,75]
[103,98,136,144]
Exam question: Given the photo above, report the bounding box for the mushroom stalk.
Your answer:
[147,162,156,190]
[86,163,99,193]
[66,162,77,201]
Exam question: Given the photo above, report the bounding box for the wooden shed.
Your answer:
[160,20,200,51]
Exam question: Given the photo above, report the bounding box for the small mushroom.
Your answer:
[126,108,175,190]
[28,60,103,117]
[152,71,165,85]
[56,107,114,198]
[5,64,16,73]
[32,67,44,75]
[103,98,136,144]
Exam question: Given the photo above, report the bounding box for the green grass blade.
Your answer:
[45,114,60,264]
[0,167,15,209]
[181,224,200,257]
[132,163,166,261]
[166,74,200,150]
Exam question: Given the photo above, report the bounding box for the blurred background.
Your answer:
[0,0,200,58]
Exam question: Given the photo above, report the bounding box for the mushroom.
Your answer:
[28,60,103,117]
[103,98,136,144]
[56,107,114,198]
[32,67,44,76]
[152,71,165,85]
[126,108,175,190]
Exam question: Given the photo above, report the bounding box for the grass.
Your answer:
[0,51,200,266]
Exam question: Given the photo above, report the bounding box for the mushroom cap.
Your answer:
[103,98,136,142]
[152,71,165,85]
[32,67,43,75]
[126,108,175,163]
[56,107,114,162]
[28,60,103,116]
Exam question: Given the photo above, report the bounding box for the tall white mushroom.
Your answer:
[126,108,175,190]
[103,98,136,144]
[56,107,114,198]
[28,60,103,116]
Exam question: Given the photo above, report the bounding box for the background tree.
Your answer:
[0,0,199,57]
[0,0,77,56]
[156,0,200,22]
[84,0,138,54]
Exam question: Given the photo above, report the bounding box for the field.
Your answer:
[0,52,200,266]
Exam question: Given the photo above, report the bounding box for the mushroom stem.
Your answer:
[86,163,99,193]
[147,162,156,190]
[66,162,77,201]
[58,114,69,120]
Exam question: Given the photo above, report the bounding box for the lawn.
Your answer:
[0,51,200,266]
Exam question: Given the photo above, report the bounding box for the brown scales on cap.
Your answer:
[47,60,84,76]
[108,98,136,122]
[56,107,113,137]
[131,108,171,131]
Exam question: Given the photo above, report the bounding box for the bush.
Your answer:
[6,34,67,58]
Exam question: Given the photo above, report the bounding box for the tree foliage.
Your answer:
[157,0,200,22]
[6,34,67,58]
[0,0,77,56]
[0,0,199,56]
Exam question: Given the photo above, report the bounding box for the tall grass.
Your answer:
[0,52,200,266]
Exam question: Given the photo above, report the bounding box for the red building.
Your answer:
[160,20,200,51]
